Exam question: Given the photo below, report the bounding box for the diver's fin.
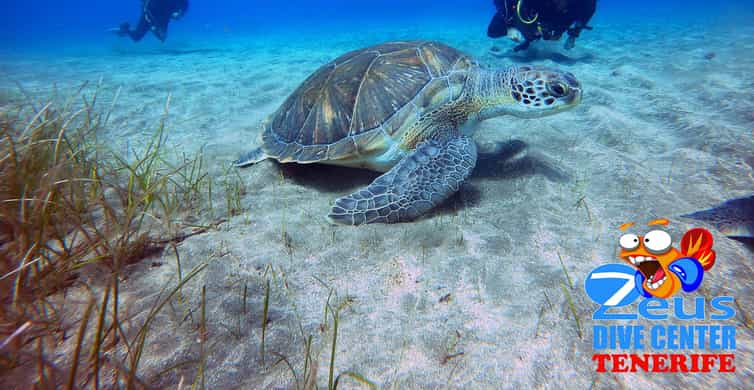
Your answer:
[108,22,129,36]
[681,195,754,239]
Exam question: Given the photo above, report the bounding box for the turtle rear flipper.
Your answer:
[234,147,268,168]
[328,136,477,225]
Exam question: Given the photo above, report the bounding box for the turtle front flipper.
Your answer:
[233,147,268,168]
[328,136,477,225]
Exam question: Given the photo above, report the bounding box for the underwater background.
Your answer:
[2,1,754,50]
[1,0,753,389]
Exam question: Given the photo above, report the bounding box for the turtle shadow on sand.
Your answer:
[474,139,570,182]
[427,141,570,218]
[276,139,569,217]
[277,161,485,217]
[490,47,595,65]
[277,163,379,193]
[278,139,568,193]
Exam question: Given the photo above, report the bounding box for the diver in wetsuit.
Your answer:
[115,0,189,42]
[488,0,596,52]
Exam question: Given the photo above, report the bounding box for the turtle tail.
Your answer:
[233,147,267,167]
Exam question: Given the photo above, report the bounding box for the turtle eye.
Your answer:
[547,82,568,97]
[643,230,672,254]
[619,234,640,250]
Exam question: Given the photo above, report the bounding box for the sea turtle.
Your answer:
[235,40,581,225]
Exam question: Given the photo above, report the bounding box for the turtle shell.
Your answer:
[261,40,475,162]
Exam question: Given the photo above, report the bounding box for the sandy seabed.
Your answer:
[1,19,752,389]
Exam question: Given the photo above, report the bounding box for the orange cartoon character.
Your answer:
[618,219,716,299]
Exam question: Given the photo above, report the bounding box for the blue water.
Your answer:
[2,2,753,388]
[2,1,753,52]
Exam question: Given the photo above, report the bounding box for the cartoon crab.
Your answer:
[618,219,716,299]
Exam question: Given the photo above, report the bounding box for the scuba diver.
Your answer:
[488,0,596,52]
[114,0,189,42]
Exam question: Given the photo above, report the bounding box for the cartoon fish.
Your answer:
[618,220,715,299]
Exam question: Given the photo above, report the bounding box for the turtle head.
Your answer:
[477,66,581,120]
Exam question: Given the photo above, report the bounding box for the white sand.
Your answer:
[1,20,752,389]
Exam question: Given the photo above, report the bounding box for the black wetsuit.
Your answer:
[119,0,189,42]
[488,0,596,51]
